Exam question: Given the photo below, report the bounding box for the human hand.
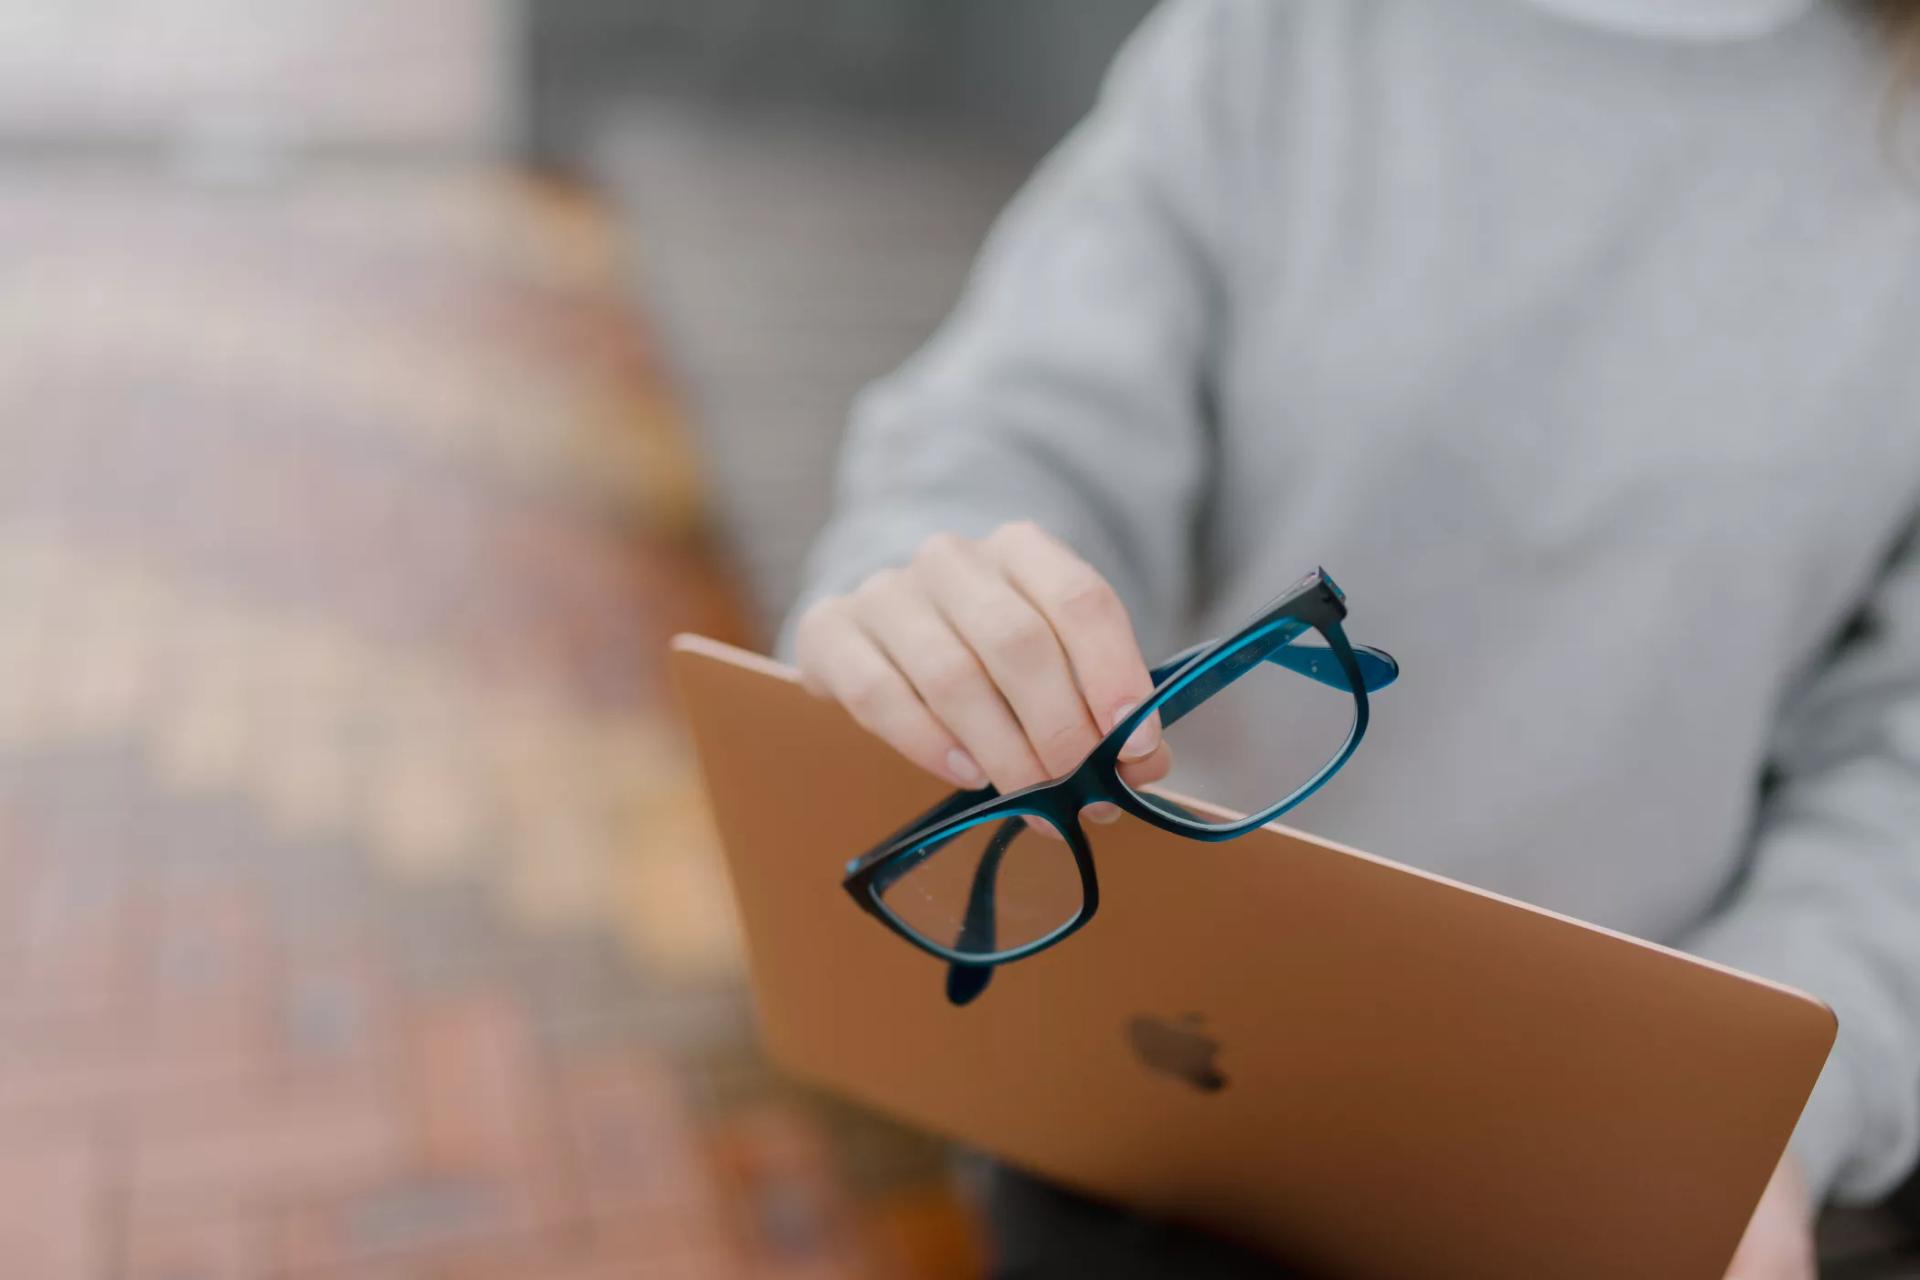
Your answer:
[793,522,1172,813]
[1724,1154,1815,1280]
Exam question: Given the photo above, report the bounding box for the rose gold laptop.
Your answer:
[670,634,1834,1280]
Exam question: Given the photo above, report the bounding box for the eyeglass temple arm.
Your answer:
[945,818,1020,1006]
[1149,639,1398,695]
[1148,639,1396,730]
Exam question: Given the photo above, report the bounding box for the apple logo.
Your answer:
[1127,1012,1228,1093]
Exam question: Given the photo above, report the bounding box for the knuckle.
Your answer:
[791,599,840,653]
[913,532,969,569]
[851,567,905,605]
[985,520,1040,551]
[918,654,981,703]
[1034,719,1095,766]
[992,521,1064,563]
[981,610,1051,659]
[838,672,893,721]
[1054,573,1119,624]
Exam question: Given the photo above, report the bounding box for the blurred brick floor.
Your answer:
[0,169,977,1279]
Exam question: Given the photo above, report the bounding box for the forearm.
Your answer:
[1683,522,1920,1204]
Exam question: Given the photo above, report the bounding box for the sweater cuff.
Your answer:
[1686,925,1889,1205]
[1785,1050,1866,1206]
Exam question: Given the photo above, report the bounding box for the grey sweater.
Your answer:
[789,0,1920,1203]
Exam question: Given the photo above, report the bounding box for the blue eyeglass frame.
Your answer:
[840,567,1398,1004]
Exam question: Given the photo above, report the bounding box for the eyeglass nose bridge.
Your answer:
[1058,760,1117,818]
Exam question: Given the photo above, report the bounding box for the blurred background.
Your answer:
[14,5,1917,1279]
[0,1,1148,1276]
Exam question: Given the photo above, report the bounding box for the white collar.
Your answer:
[1522,0,1821,42]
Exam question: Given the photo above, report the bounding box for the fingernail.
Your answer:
[1086,802,1120,825]
[946,749,984,787]
[1113,702,1160,760]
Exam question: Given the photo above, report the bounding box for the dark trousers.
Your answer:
[981,1163,1305,1280]
[978,1161,1920,1280]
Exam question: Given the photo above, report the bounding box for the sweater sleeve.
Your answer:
[781,0,1253,657]
[1684,516,1920,1204]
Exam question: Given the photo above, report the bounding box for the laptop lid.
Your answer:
[670,634,1834,1280]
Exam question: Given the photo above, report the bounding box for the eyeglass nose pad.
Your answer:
[946,962,993,1006]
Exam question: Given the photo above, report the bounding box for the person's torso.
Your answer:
[1176,0,1920,939]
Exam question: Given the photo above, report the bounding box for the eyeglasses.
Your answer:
[842,568,1398,1006]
